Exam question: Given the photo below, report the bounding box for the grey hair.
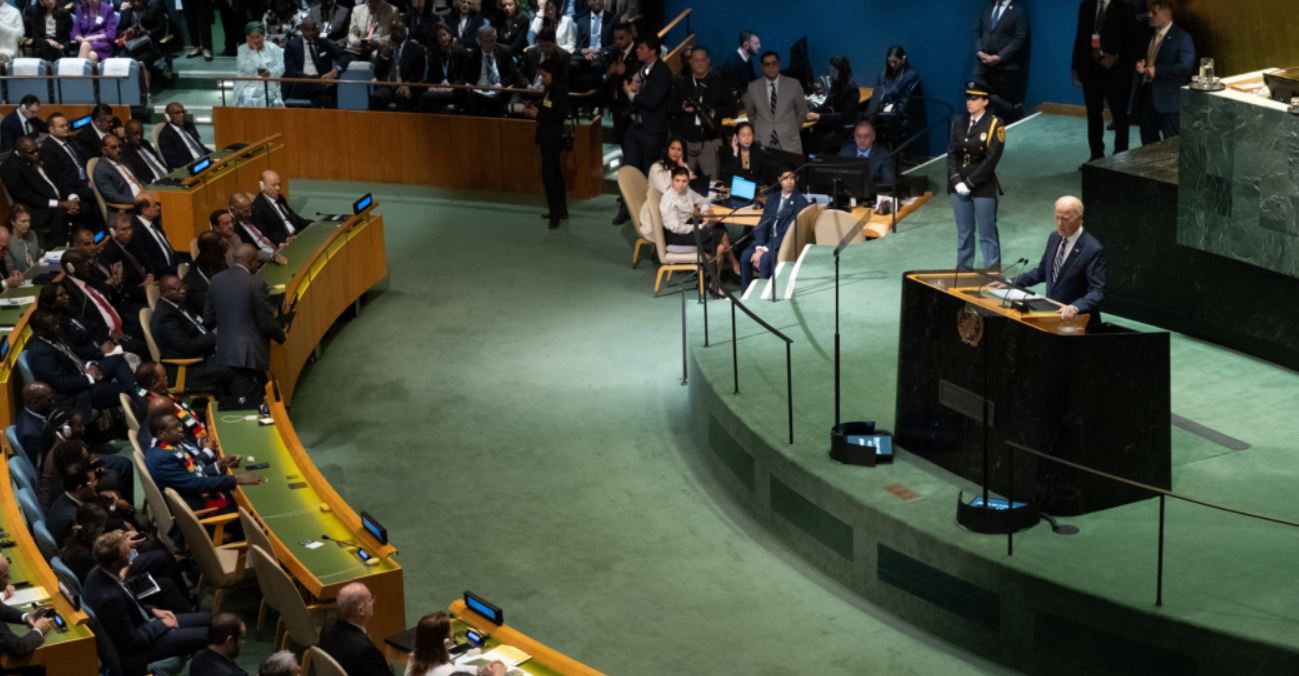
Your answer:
[258,650,300,676]
[477,24,497,41]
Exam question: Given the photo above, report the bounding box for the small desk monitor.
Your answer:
[729,175,756,202]
[70,115,92,130]
[463,591,503,625]
[189,157,212,176]
[353,193,374,214]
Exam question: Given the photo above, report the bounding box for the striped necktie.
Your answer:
[768,81,779,146]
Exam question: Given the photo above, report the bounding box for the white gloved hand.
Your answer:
[954,182,971,197]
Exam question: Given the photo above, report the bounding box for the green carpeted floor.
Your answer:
[248,171,1018,675]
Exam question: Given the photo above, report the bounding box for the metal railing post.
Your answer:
[730,301,739,395]
[785,342,793,444]
[679,288,687,386]
[1156,494,1166,607]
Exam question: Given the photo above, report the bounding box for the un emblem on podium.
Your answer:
[957,305,983,347]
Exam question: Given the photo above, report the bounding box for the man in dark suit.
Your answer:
[837,120,895,187]
[604,23,636,224]
[0,95,47,152]
[284,18,353,107]
[1008,196,1106,323]
[309,0,352,47]
[572,0,614,91]
[47,460,124,544]
[131,193,181,277]
[621,33,672,174]
[98,211,153,307]
[972,0,1030,120]
[1,137,79,247]
[152,274,232,391]
[158,102,212,170]
[188,613,250,676]
[204,244,286,407]
[26,307,136,424]
[76,104,116,159]
[251,170,311,245]
[448,0,486,48]
[671,45,736,181]
[370,19,429,113]
[522,29,570,86]
[229,192,284,258]
[93,134,148,207]
[318,582,390,676]
[739,167,807,290]
[145,413,263,511]
[458,25,524,116]
[0,554,53,659]
[38,114,93,213]
[122,119,172,185]
[60,247,148,354]
[83,529,212,675]
[15,383,57,468]
[719,29,761,99]
[1073,0,1138,164]
[1132,0,1194,144]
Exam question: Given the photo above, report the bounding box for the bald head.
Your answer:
[1054,195,1084,239]
[337,582,373,624]
[229,192,253,221]
[14,136,36,156]
[22,382,53,413]
[260,170,283,199]
[233,243,259,267]
[146,395,173,422]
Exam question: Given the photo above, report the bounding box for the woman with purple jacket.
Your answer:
[70,0,116,63]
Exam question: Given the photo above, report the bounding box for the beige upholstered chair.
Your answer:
[647,186,704,295]
[239,508,277,633]
[779,203,823,263]
[139,306,203,393]
[250,544,332,651]
[119,392,139,434]
[150,122,165,149]
[814,208,867,247]
[617,166,653,267]
[86,157,134,224]
[164,487,250,614]
[301,646,347,676]
[131,442,180,553]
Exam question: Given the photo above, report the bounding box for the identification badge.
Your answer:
[543,99,553,108]
[1090,33,1100,49]
[95,15,103,25]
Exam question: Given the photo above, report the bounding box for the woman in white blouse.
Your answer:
[658,166,740,294]
[528,0,575,53]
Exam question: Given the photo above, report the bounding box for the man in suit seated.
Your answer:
[46,460,133,544]
[0,226,27,289]
[346,0,399,60]
[369,18,429,113]
[837,120,895,187]
[740,167,807,290]
[60,247,150,356]
[459,25,526,116]
[83,530,212,675]
[1133,0,1195,145]
[744,51,808,155]
[0,554,54,659]
[1001,196,1106,323]
[229,192,287,259]
[145,413,265,513]
[570,0,613,93]
[318,582,391,676]
[152,274,232,392]
[98,211,153,307]
[5,136,81,247]
[0,95,48,152]
[131,193,180,277]
[122,119,172,185]
[93,134,149,207]
[284,18,353,108]
[75,104,116,159]
[205,244,287,407]
[522,27,570,88]
[158,102,213,170]
[720,29,761,100]
[26,307,137,422]
[252,170,311,245]
[15,383,57,468]
[188,613,250,676]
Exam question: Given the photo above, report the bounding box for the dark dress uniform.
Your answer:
[947,82,1005,270]
[535,83,571,229]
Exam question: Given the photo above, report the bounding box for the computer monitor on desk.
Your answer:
[806,157,875,209]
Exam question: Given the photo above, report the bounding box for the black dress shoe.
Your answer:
[548,219,560,229]
[185,50,201,59]
[611,213,630,225]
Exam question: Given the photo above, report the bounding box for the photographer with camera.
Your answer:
[671,45,735,181]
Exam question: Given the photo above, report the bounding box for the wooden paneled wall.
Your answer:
[1180,0,1299,75]
[212,108,606,198]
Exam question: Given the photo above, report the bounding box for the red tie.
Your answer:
[243,221,275,251]
[83,284,124,333]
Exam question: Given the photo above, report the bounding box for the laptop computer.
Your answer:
[715,174,758,210]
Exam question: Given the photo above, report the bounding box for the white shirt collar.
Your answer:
[1060,226,1084,252]
[737,48,749,62]
[1155,23,1172,40]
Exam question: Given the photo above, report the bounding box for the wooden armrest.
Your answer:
[220,541,249,551]
[305,602,337,613]
[193,506,222,517]
[161,358,203,366]
[107,202,134,211]
[199,512,239,527]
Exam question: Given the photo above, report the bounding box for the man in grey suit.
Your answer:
[203,243,286,408]
[92,134,147,207]
[743,51,808,155]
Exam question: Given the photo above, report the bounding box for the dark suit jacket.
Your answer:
[1014,230,1106,314]
[308,0,351,45]
[522,44,570,84]
[1,155,64,210]
[318,620,390,676]
[15,409,50,469]
[719,142,767,182]
[145,442,234,510]
[39,136,89,198]
[251,192,310,245]
[497,13,528,54]
[1072,0,1139,78]
[630,59,672,135]
[670,72,737,143]
[130,216,179,276]
[375,39,430,85]
[26,336,98,401]
[83,564,169,675]
[92,157,141,206]
[573,10,614,53]
[973,0,1030,69]
[189,647,250,676]
[122,140,170,184]
[157,122,212,170]
[47,492,81,543]
[76,125,107,158]
[0,601,42,659]
[284,34,353,79]
[97,239,150,305]
[534,86,571,147]
[460,43,523,88]
[753,191,808,252]
[836,143,896,187]
[183,263,216,317]
[1134,24,1195,113]
[429,43,468,84]
[0,110,48,151]
[203,264,285,371]
[448,9,485,48]
[152,298,216,360]
[64,276,128,344]
[719,50,757,98]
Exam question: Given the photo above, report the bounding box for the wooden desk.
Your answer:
[908,271,1088,334]
[211,107,605,198]
[258,211,388,404]
[151,137,285,252]
[0,444,97,676]
[709,191,932,239]
[426,600,604,676]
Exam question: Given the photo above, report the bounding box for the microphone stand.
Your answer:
[831,214,868,429]
[827,212,885,467]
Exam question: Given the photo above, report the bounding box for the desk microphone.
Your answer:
[321,534,356,548]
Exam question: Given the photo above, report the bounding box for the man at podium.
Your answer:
[1004,195,1106,321]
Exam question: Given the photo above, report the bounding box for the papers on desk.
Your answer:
[0,296,36,308]
[985,287,1043,303]
[40,250,64,266]
[460,645,531,668]
[3,585,50,607]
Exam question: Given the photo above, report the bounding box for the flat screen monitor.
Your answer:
[806,158,874,202]
[729,175,756,202]
[758,147,806,185]
[464,591,503,625]
[70,115,92,130]
[353,193,373,214]
[360,511,388,545]
[189,157,212,176]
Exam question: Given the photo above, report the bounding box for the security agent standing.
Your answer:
[525,58,570,230]
[948,81,1005,271]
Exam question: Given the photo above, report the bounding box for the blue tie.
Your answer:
[589,15,600,49]
[991,1,1005,26]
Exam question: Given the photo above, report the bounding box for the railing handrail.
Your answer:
[657,8,692,38]
[1006,440,1299,529]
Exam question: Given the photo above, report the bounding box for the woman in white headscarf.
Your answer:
[234,22,285,107]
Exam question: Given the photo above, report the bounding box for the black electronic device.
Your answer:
[356,547,373,563]
[246,462,270,470]
[353,193,374,214]
[58,581,80,611]
[806,158,875,207]
[70,115,92,130]
[465,629,486,647]
[189,157,212,176]
[463,591,504,625]
[360,511,388,545]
